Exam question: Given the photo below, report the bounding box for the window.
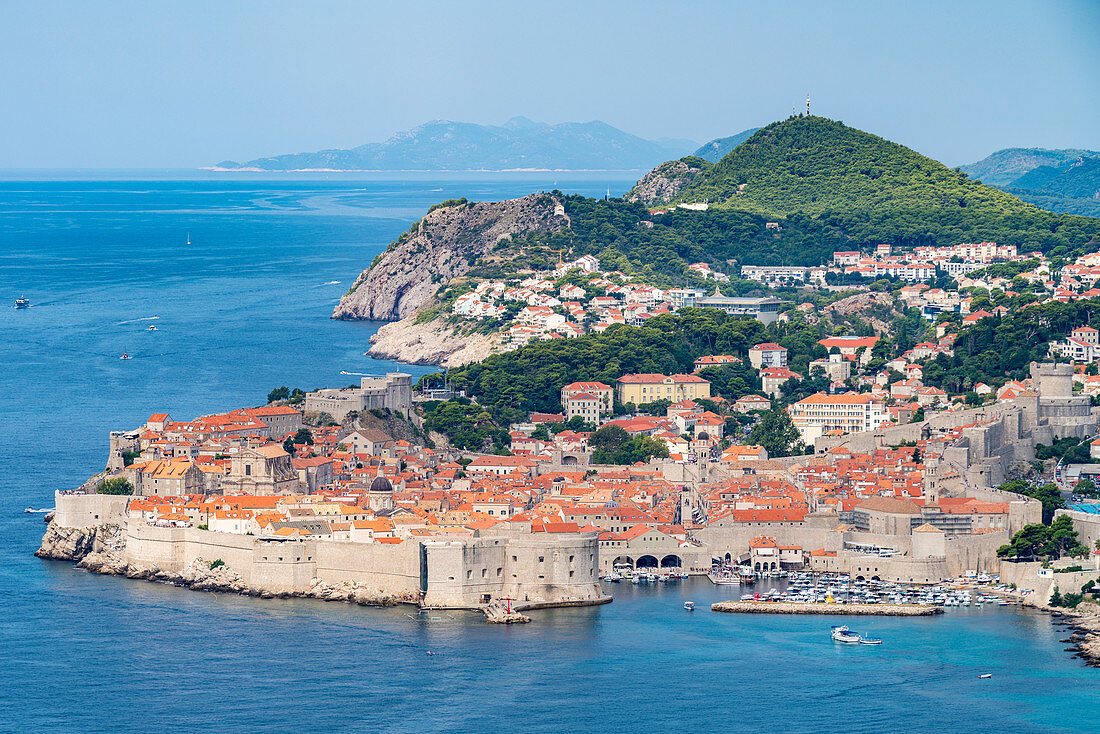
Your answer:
[467,570,472,579]
[481,569,487,578]
[538,556,545,563]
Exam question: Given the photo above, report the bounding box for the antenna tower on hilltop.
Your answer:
[806,94,811,116]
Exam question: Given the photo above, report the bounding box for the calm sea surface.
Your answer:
[2,177,1099,733]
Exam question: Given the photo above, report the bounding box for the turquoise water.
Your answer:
[2,178,1099,733]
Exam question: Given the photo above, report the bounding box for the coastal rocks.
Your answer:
[484,600,531,624]
[333,194,567,321]
[35,522,97,562]
[625,158,709,205]
[367,316,505,368]
[711,601,943,616]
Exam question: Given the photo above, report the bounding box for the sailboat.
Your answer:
[186,232,191,246]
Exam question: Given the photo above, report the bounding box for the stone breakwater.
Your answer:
[711,601,944,616]
[35,521,413,606]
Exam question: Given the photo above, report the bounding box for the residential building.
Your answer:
[786,393,890,443]
[749,343,787,369]
[615,374,711,406]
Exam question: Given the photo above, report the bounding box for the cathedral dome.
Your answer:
[369,476,393,493]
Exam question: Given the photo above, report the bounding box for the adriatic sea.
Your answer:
[1,174,1098,733]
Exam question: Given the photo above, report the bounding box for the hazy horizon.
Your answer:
[2,0,1098,169]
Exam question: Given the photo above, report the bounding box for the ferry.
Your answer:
[683,601,695,611]
[831,626,862,644]
[15,295,30,309]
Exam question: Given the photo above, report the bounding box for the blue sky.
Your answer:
[1,0,1097,168]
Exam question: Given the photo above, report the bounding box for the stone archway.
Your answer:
[636,555,659,569]
[660,554,682,568]
[613,555,634,569]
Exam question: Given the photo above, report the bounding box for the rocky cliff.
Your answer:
[368,315,505,368]
[625,157,710,205]
[333,194,568,321]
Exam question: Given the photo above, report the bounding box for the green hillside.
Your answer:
[960,147,1100,187]
[670,116,1100,251]
[694,127,761,162]
[1014,158,1100,199]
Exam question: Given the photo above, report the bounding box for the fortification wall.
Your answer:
[421,533,602,608]
[54,492,128,528]
[1056,508,1100,550]
[313,541,421,594]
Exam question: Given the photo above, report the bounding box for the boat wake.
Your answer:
[117,316,159,324]
[339,370,372,377]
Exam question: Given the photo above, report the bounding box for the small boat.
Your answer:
[978,673,992,679]
[859,637,883,645]
[831,625,862,644]
[15,295,30,309]
[147,324,158,331]
[684,601,695,611]
[120,352,132,360]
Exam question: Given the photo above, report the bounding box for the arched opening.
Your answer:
[724,553,732,564]
[660,554,682,568]
[613,555,634,569]
[754,562,761,572]
[770,562,777,571]
[855,575,866,581]
[871,575,881,581]
[636,555,659,569]
[562,455,578,466]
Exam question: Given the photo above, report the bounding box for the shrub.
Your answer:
[97,477,134,495]
[209,559,225,570]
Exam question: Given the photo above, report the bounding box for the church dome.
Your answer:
[369,476,393,493]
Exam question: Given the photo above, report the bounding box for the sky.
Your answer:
[1,0,1098,168]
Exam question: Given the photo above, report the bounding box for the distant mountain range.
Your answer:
[213,117,699,172]
[961,147,1100,217]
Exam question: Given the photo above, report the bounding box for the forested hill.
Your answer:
[653,116,1100,253]
[675,116,1035,216]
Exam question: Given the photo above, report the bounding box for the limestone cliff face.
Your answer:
[333,194,567,321]
[367,316,506,368]
[625,158,709,205]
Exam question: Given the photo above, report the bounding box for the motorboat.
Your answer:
[978,673,992,679]
[683,601,695,611]
[15,295,30,309]
[147,324,158,331]
[831,626,862,644]
[859,637,883,645]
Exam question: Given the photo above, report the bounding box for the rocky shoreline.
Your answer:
[367,316,504,368]
[1020,596,1100,667]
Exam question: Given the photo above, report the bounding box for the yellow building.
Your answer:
[615,374,710,406]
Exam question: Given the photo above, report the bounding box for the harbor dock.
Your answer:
[711,601,943,616]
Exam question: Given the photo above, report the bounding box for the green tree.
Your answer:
[267,386,289,403]
[747,408,805,458]
[293,428,314,445]
[97,477,134,495]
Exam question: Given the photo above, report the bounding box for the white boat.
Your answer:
[119,353,132,360]
[978,673,992,679]
[831,625,862,644]
[859,637,883,645]
[147,324,158,331]
[684,601,695,611]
